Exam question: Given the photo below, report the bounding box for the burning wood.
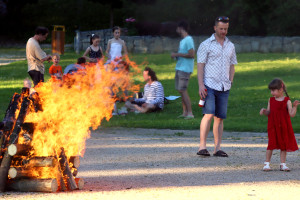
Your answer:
[8,178,58,193]
[0,58,139,193]
[69,156,80,168]
[8,144,32,156]
[24,157,56,167]
[0,95,31,192]
[58,147,77,191]
[0,89,85,193]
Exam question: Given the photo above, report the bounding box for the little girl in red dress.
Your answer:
[260,78,299,171]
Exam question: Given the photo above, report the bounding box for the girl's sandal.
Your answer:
[280,163,290,172]
[263,162,272,171]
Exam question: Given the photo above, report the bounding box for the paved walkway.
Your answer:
[2,128,300,199]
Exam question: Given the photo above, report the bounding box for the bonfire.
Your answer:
[0,57,140,192]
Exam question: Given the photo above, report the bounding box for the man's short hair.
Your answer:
[177,20,189,32]
[35,26,49,36]
[144,67,158,81]
[215,16,229,25]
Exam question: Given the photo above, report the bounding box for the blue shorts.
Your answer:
[202,85,230,119]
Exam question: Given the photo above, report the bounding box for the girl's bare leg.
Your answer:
[266,150,273,162]
[280,150,287,163]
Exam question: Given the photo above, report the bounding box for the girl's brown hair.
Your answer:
[90,34,100,45]
[268,78,289,97]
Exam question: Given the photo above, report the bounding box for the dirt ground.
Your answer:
[2,127,300,200]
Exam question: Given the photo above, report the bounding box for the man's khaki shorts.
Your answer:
[175,70,191,91]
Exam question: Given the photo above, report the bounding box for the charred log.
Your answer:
[59,147,77,190]
[71,167,78,177]
[0,97,32,192]
[8,144,32,156]
[75,178,84,190]
[69,156,80,168]
[8,167,31,179]
[7,178,58,193]
[0,151,12,191]
[24,157,56,167]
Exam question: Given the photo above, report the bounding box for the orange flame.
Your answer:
[24,57,141,160]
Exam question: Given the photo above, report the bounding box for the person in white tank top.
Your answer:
[106,26,128,63]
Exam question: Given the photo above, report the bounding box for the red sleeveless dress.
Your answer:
[267,97,298,152]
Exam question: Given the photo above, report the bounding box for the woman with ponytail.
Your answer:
[260,78,300,171]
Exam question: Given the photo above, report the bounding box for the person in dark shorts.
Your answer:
[171,21,195,120]
[26,26,52,87]
[196,16,237,157]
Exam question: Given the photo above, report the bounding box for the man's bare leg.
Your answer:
[213,116,223,153]
[199,114,214,150]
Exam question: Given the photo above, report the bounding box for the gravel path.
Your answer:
[2,128,300,200]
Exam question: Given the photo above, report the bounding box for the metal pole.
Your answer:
[75,30,81,54]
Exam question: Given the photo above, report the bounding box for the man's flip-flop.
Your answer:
[196,149,210,156]
[213,150,228,157]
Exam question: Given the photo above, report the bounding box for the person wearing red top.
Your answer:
[260,78,300,172]
[49,53,63,80]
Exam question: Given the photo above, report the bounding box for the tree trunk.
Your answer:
[110,6,114,28]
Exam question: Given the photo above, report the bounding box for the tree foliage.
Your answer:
[1,0,300,42]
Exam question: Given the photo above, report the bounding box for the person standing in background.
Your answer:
[171,21,195,120]
[26,26,52,87]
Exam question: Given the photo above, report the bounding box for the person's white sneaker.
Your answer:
[280,163,290,172]
[263,162,271,171]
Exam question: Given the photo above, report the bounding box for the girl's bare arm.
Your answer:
[83,47,91,61]
[287,100,299,117]
[260,99,270,116]
[122,42,128,56]
[106,40,111,57]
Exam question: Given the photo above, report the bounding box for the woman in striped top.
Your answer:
[125,67,164,113]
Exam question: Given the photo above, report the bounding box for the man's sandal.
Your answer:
[280,163,290,172]
[213,150,228,157]
[263,162,272,171]
[197,149,210,156]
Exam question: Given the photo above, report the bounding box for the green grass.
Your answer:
[1,49,300,132]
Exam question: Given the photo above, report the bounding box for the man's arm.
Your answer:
[197,63,207,99]
[171,48,195,58]
[229,64,235,83]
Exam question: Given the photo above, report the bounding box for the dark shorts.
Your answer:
[28,70,44,87]
[202,85,230,119]
[175,70,191,91]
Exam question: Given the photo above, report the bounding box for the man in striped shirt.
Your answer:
[125,67,164,113]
